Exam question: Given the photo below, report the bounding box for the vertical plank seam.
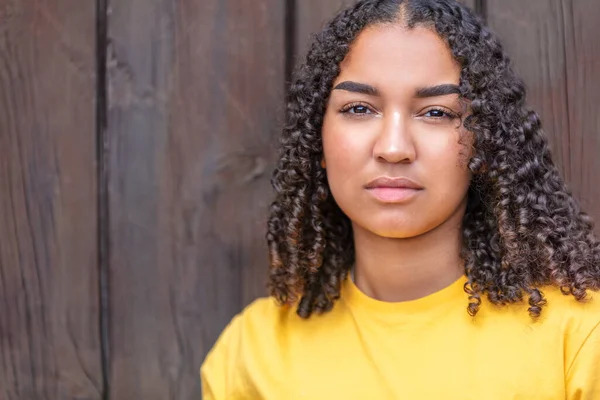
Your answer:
[95,0,110,398]
[475,0,487,22]
[560,0,573,183]
[284,0,297,95]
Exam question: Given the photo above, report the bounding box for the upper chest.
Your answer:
[233,308,566,400]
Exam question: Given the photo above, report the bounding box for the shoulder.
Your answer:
[203,296,287,348]
[201,295,345,370]
[200,297,294,398]
[541,288,600,395]
[483,285,600,325]
[201,296,337,398]
[229,296,300,339]
[541,286,600,325]
[220,295,348,339]
[540,287,600,367]
[200,296,300,370]
[479,285,600,347]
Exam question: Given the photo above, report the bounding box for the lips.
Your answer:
[364,176,423,190]
[364,176,423,203]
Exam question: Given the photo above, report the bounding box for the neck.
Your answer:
[351,204,466,303]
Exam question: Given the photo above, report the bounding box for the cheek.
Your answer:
[324,136,355,163]
[322,116,371,173]
[420,132,472,191]
[321,121,370,209]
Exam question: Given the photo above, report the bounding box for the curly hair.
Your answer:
[266,0,600,319]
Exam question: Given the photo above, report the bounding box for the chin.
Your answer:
[361,221,433,239]
[372,229,427,239]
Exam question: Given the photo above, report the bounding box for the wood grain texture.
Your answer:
[487,0,600,227]
[0,0,101,399]
[106,0,284,398]
[295,0,356,63]
[459,0,477,11]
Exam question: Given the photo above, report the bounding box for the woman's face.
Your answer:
[322,23,473,238]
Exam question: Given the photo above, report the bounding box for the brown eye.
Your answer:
[349,105,370,114]
[340,103,374,116]
[423,108,457,119]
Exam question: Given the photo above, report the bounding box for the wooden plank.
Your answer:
[562,1,600,225]
[296,0,355,62]
[460,0,477,12]
[106,0,284,398]
[487,1,569,167]
[487,0,600,226]
[0,1,102,399]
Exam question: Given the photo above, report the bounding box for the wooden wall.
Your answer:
[106,0,284,398]
[0,0,598,399]
[487,0,600,219]
[0,1,101,398]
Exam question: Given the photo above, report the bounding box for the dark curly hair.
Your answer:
[266,0,600,319]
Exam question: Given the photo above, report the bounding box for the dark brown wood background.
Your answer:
[0,0,598,398]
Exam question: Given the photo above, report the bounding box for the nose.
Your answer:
[372,110,416,164]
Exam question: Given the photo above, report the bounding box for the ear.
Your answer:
[320,158,326,169]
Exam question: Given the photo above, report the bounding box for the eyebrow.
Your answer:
[333,81,461,98]
[333,81,380,96]
[415,84,461,98]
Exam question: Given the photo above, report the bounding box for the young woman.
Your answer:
[201,0,600,398]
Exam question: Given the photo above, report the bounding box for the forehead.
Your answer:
[335,24,461,90]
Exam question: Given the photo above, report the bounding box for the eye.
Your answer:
[340,102,375,116]
[423,108,458,119]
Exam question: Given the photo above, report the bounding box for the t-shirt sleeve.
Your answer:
[566,320,600,399]
[200,315,242,400]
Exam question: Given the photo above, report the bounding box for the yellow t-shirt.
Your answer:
[201,275,600,399]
